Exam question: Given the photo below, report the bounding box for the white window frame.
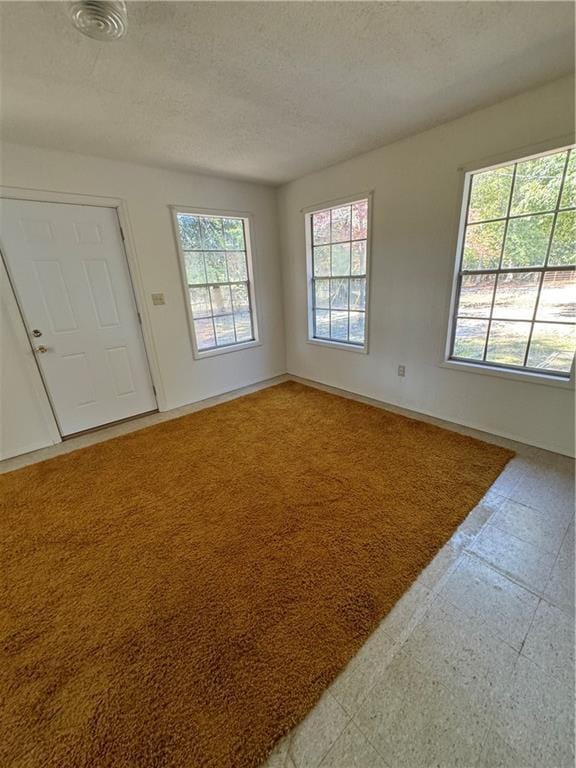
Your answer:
[443,141,576,389]
[170,206,261,360]
[304,192,373,353]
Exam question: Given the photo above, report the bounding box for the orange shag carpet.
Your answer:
[1,382,513,768]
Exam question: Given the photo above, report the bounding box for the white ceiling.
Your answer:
[0,1,573,185]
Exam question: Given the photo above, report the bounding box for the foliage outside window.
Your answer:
[449,146,576,377]
[175,212,258,354]
[307,198,370,348]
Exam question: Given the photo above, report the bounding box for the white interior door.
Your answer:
[0,199,157,436]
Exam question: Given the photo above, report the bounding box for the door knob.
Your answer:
[34,345,49,354]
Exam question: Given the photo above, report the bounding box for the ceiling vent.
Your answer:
[68,1,128,41]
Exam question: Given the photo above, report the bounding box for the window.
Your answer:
[173,210,259,356]
[448,146,576,378]
[306,196,370,349]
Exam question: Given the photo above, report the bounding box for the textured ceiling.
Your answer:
[0,1,574,185]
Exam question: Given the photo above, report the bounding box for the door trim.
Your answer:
[0,187,166,420]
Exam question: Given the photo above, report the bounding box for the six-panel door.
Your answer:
[0,200,157,435]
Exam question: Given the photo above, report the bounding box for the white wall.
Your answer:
[278,76,575,456]
[0,144,286,458]
[2,77,574,460]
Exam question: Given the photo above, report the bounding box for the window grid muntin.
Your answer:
[462,195,576,227]
[178,214,256,352]
[450,148,575,377]
[310,200,368,347]
[521,156,569,366]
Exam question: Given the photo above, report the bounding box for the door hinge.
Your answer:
[137,311,142,324]
[152,385,157,396]
[119,225,126,242]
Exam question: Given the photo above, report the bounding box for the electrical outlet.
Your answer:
[398,365,406,377]
[151,293,165,306]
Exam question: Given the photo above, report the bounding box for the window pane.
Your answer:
[351,200,368,239]
[453,318,489,360]
[200,217,225,250]
[536,270,576,322]
[463,221,505,270]
[177,214,202,250]
[194,318,215,350]
[351,241,367,275]
[205,252,228,282]
[349,278,366,311]
[209,284,233,315]
[309,199,370,348]
[349,311,365,344]
[331,205,351,242]
[214,315,235,345]
[176,212,257,353]
[527,323,576,373]
[451,149,575,376]
[330,278,348,310]
[457,274,496,317]
[222,218,245,250]
[331,243,351,275]
[189,286,211,318]
[549,211,576,266]
[314,279,330,309]
[486,321,531,366]
[492,272,540,320]
[468,166,513,223]
[313,246,331,276]
[501,214,553,268]
[312,210,330,245]
[330,311,349,341]
[561,151,575,209]
[233,311,253,342]
[185,252,206,284]
[226,251,248,281]
[510,152,566,215]
[230,283,250,312]
[314,309,330,338]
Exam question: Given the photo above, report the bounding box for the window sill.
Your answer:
[306,337,368,354]
[440,359,574,389]
[193,339,261,360]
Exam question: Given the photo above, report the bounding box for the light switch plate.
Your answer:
[151,293,165,306]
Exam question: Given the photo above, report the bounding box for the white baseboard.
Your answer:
[0,438,57,461]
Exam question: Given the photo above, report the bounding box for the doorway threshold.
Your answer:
[62,409,159,440]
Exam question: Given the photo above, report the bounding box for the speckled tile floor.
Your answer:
[262,434,575,768]
[2,377,574,768]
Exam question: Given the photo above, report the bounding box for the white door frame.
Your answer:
[0,186,166,438]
